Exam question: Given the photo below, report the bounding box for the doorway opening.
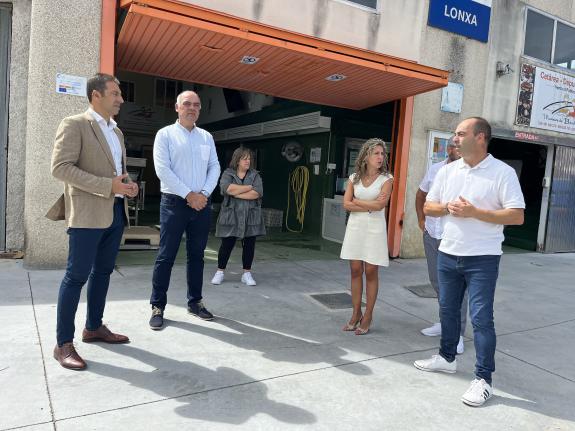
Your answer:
[114,70,397,264]
[489,138,547,251]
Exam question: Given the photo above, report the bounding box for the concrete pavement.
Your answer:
[1,251,574,430]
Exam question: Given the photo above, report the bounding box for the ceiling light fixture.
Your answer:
[325,74,347,82]
[240,56,260,65]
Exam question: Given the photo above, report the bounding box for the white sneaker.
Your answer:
[421,322,441,337]
[457,336,465,354]
[414,355,457,374]
[241,272,257,286]
[211,271,224,285]
[461,378,493,407]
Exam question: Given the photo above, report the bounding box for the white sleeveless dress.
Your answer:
[340,173,393,267]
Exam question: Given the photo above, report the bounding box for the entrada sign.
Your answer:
[428,0,492,43]
[514,132,540,142]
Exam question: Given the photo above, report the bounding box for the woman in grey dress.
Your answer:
[211,147,266,286]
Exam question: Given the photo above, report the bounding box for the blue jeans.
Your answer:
[423,231,467,335]
[437,251,501,384]
[56,198,125,346]
[151,193,211,309]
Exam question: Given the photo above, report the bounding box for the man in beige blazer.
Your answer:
[46,73,138,370]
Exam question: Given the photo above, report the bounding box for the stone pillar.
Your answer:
[24,0,102,267]
[5,0,31,252]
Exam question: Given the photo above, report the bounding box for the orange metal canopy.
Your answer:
[118,0,448,110]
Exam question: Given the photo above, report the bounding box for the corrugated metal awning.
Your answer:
[117,0,448,110]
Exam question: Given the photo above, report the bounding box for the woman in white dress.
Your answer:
[340,138,393,335]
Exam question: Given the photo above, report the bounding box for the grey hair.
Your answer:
[176,90,200,105]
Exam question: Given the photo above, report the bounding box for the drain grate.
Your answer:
[404,284,437,298]
[309,292,364,309]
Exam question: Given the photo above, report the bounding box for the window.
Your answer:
[119,81,135,103]
[154,78,183,109]
[336,0,378,11]
[554,22,575,70]
[524,9,575,70]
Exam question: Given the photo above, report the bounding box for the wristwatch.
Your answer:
[200,190,210,198]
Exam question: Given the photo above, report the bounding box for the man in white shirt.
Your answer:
[414,117,525,407]
[416,141,467,354]
[149,91,221,330]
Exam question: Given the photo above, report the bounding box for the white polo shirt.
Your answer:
[419,159,448,239]
[427,154,525,256]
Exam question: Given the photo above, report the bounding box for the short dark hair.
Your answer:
[469,116,492,144]
[87,73,120,102]
[229,146,254,169]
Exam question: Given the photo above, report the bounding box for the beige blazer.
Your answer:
[45,111,130,228]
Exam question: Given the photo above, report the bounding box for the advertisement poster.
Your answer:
[517,64,575,135]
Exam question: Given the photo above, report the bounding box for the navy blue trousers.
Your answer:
[150,193,211,310]
[56,198,125,346]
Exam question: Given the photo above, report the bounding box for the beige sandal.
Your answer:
[342,315,362,331]
[354,318,371,335]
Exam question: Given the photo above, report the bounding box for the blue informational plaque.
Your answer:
[428,0,492,43]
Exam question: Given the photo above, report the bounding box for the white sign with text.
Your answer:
[530,67,575,135]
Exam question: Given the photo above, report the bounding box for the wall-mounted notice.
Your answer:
[56,73,87,97]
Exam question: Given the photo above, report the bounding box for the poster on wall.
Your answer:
[516,64,535,126]
[516,64,575,135]
[427,131,453,168]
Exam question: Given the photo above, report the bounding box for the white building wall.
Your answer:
[401,0,575,257]
[176,0,425,62]
[23,0,102,267]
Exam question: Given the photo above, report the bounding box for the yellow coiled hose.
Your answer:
[285,166,309,233]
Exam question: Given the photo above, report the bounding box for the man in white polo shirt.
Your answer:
[413,117,525,407]
[416,140,467,355]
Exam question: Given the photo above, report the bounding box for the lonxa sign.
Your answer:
[428,0,492,43]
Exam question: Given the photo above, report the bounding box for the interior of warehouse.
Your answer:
[115,70,396,257]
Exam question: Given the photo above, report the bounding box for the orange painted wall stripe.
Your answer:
[387,97,414,257]
[100,0,117,74]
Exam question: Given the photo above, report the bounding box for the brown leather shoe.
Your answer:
[82,325,129,344]
[53,343,86,370]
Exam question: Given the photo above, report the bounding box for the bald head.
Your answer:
[175,90,202,130]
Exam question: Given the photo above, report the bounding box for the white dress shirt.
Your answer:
[88,108,124,198]
[418,159,448,239]
[153,121,220,199]
[427,154,525,256]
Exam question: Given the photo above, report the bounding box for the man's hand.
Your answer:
[418,218,425,231]
[112,174,136,196]
[447,196,476,218]
[126,181,139,198]
[186,192,207,211]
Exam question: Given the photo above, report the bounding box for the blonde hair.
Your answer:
[352,138,389,184]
